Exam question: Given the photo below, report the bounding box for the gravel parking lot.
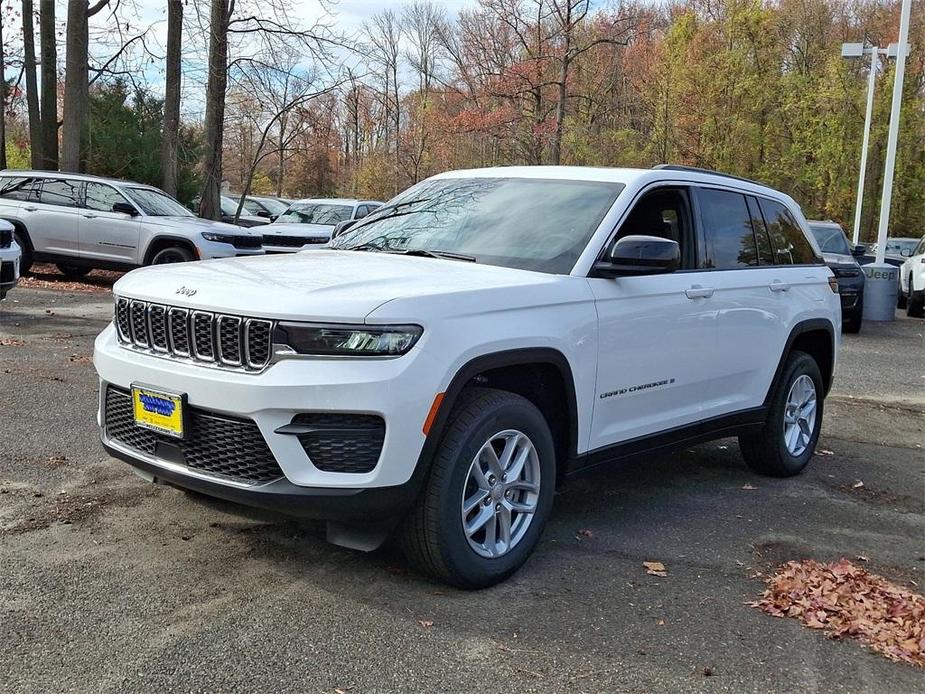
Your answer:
[1,272,923,693]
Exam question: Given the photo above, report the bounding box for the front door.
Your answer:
[588,186,722,450]
[79,182,141,265]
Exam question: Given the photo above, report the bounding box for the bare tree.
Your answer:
[22,0,42,167]
[364,10,402,191]
[161,0,183,196]
[0,10,7,170]
[62,0,111,172]
[39,0,57,170]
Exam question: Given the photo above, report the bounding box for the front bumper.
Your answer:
[0,243,21,299]
[94,323,437,511]
[836,274,865,316]
[197,239,264,260]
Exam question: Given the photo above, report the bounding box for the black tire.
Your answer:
[149,246,194,265]
[897,280,909,309]
[55,263,91,278]
[399,387,556,589]
[907,289,925,318]
[738,350,824,478]
[12,229,32,274]
[842,305,862,334]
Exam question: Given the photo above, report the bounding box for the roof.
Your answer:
[0,169,153,188]
[288,198,380,206]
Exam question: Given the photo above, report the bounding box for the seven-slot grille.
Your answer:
[263,235,327,248]
[115,297,273,370]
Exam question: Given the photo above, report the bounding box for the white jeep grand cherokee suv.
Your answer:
[898,234,925,317]
[0,170,264,277]
[94,165,840,588]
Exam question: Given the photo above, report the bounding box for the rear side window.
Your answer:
[0,177,38,202]
[746,196,775,265]
[758,198,819,265]
[697,188,758,269]
[39,179,80,207]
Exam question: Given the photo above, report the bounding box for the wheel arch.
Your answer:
[143,235,198,265]
[765,319,836,403]
[415,348,580,486]
[3,217,33,251]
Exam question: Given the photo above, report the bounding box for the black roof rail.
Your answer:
[652,164,768,188]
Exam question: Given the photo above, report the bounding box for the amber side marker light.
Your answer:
[422,392,445,435]
[828,276,839,293]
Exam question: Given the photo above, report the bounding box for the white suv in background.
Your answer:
[261,198,382,252]
[898,235,925,317]
[0,171,264,277]
[94,165,840,588]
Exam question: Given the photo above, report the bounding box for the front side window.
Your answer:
[85,182,129,213]
[38,179,80,207]
[331,177,624,274]
[759,199,819,265]
[242,198,264,215]
[808,223,851,255]
[0,177,38,202]
[278,203,354,226]
[125,187,193,217]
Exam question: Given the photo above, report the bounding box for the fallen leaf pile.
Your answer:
[753,559,924,667]
[643,561,667,577]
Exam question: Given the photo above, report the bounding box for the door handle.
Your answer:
[769,280,790,293]
[685,285,714,299]
[23,206,37,212]
[82,213,97,219]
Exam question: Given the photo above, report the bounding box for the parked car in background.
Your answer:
[807,221,865,333]
[95,165,839,587]
[243,196,290,221]
[218,196,271,228]
[858,237,917,268]
[898,235,925,317]
[0,171,264,275]
[0,219,20,299]
[261,198,382,253]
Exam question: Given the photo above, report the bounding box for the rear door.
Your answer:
[30,178,82,257]
[79,182,142,265]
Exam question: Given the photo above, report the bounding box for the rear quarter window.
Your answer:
[758,198,819,265]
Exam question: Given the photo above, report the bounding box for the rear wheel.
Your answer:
[842,303,862,333]
[149,246,194,265]
[399,387,556,589]
[739,350,824,477]
[12,230,32,274]
[55,263,91,278]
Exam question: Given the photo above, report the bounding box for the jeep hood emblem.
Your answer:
[176,286,197,297]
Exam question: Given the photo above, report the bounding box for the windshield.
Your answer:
[276,202,353,226]
[808,224,851,255]
[125,188,193,217]
[330,177,623,274]
[252,197,289,215]
[885,238,918,255]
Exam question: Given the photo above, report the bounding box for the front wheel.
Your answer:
[55,263,91,278]
[399,387,556,589]
[149,246,194,265]
[908,289,925,318]
[13,230,32,274]
[739,350,824,477]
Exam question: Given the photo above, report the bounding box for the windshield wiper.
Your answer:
[399,249,476,262]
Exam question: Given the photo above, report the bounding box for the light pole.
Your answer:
[862,0,912,322]
[841,42,895,247]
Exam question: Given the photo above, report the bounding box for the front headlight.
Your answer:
[201,232,234,244]
[274,322,423,356]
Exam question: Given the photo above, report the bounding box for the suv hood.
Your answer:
[113,250,571,322]
[141,216,263,236]
[822,252,860,268]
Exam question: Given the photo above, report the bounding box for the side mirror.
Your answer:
[900,248,913,257]
[851,244,866,257]
[256,209,271,218]
[269,214,278,222]
[112,201,138,216]
[332,219,358,239]
[593,235,680,278]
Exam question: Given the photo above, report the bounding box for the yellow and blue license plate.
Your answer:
[131,385,185,439]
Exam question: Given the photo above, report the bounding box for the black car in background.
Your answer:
[808,221,866,333]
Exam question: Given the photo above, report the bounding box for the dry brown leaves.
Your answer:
[18,264,121,293]
[753,559,925,667]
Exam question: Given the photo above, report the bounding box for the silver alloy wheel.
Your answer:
[783,374,817,456]
[461,429,541,559]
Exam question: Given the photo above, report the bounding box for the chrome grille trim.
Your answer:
[113,297,275,373]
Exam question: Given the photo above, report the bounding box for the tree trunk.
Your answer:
[22,0,42,167]
[0,13,7,170]
[161,0,182,196]
[61,0,90,172]
[199,0,231,221]
[38,0,57,170]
